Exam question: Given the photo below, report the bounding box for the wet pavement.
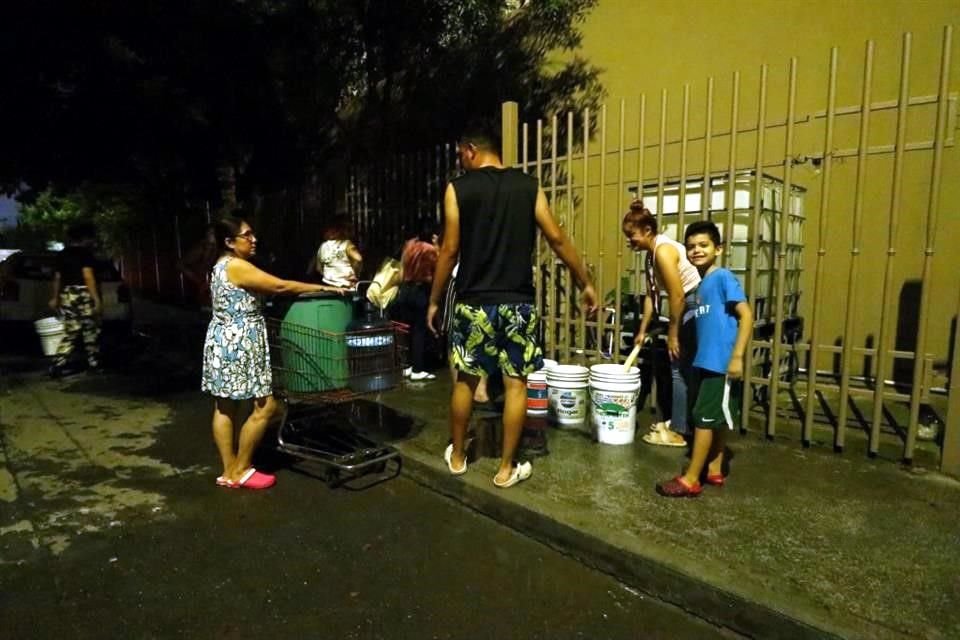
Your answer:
[5,298,959,639]
[381,375,960,640]
[0,324,731,639]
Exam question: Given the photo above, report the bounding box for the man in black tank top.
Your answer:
[427,124,598,488]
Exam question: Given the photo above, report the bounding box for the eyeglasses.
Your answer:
[235,231,256,240]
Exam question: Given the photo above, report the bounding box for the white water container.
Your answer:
[34,316,65,357]
[589,364,642,445]
[546,365,590,427]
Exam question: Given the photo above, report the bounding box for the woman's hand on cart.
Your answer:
[323,286,350,296]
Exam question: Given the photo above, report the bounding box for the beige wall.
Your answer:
[544,0,959,369]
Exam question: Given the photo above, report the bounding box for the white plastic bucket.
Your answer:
[547,365,590,427]
[590,369,642,445]
[526,371,549,416]
[34,317,65,357]
[541,358,558,371]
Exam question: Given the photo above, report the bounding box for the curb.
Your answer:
[399,450,846,640]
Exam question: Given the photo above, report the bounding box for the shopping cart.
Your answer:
[265,312,409,487]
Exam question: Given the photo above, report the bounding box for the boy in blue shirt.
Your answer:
[657,221,753,497]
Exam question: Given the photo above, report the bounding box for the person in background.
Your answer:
[308,215,362,288]
[48,223,102,377]
[176,224,219,308]
[623,201,701,447]
[428,123,597,489]
[203,216,345,490]
[657,221,753,497]
[397,219,439,381]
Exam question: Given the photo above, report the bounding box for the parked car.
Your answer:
[0,250,132,330]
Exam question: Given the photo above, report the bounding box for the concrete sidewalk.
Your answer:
[378,375,960,640]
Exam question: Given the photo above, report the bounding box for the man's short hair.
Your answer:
[458,120,500,153]
[684,220,722,246]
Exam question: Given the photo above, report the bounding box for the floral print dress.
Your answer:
[201,258,272,399]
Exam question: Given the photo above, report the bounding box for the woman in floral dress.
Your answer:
[202,217,345,490]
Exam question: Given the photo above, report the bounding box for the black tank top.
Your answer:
[451,167,538,305]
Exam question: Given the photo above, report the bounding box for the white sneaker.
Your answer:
[402,367,413,378]
[409,371,436,381]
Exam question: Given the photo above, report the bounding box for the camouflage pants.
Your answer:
[55,286,100,368]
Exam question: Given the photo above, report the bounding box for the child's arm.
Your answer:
[727,300,754,379]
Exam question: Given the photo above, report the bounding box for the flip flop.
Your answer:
[444,443,468,475]
[642,428,687,447]
[648,420,671,433]
[493,461,532,488]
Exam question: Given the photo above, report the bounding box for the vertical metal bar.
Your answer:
[907,25,952,462]
[766,58,799,440]
[678,84,690,235]
[725,73,739,254]
[870,34,911,455]
[656,90,668,233]
[597,104,607,356]
[580,107,590,361]
[804,48,839,446]
[549,115,559,360]
[535,120,546,355]
[702,77,714,223]
[636,94,646,298]
[742,64,768,433]
[563,111,574,361]
[173,213,185,303]
[614,99,626,364]
[837,42,874,451]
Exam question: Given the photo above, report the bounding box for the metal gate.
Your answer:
[505,26,958,475]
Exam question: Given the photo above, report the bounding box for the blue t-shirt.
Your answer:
[693,268,747,374]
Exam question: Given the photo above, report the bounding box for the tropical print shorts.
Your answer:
[449,302,543,378]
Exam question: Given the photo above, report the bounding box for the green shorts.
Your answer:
[691,371,741,431]
[449,302,543,378]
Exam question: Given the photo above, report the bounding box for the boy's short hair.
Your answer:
[622,200,657,235]
[684,220,722,246]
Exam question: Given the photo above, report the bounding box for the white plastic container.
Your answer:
[546,365,590,427]
[589,364,642,445]
[34,317,65,357]
[541,358,558,371]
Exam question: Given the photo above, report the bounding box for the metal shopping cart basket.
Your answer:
[266,315,409,486]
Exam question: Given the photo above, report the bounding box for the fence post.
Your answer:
[501,101,519,166]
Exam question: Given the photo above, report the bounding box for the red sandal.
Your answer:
[656,476,703,498]
[704,473,725,486]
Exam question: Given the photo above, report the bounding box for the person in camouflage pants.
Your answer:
[49,223,102,376]
[54,286,101,370]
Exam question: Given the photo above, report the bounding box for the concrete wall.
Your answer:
[550,0,959,369]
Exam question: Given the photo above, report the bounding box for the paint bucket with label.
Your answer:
[546,365,590,427]
[526,370,549,416]
[589,363,642,445]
